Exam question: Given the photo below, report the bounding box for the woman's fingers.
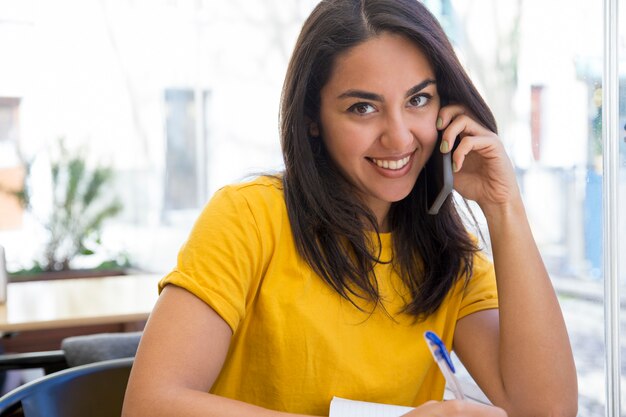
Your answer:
[435,103,520,208]
[449,134,502,173]
[437,103,469,126]
[438,109,495,155]
[401,400,508,417]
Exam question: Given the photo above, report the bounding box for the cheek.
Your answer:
[416,120,440,149]
[409,119,439,164]
[323,130,370,168]
[320,117,370,157]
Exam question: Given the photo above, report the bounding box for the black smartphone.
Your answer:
[426,133,453,215]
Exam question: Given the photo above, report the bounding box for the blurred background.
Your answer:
[0,0,624,415]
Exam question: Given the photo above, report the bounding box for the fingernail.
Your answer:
[436,117,443,129]
[453,162,458,172]
[440,141,449,153]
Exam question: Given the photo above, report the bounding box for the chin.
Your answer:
[376,185,414,204]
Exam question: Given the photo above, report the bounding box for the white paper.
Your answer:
[329,396,414,417]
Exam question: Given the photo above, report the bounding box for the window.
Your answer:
[427,1,623,415]
[0,97,24,230]
[0,97,20,144]
[163,88,210,217]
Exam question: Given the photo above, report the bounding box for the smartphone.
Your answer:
[426,136,453,215]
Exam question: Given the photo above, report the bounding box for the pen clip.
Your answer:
[424,330,456,372]
[424,330,466,400]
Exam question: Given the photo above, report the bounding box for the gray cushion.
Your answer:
[61,332,142,367]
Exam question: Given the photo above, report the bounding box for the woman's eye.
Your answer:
[409,94,430,108]
[348,103,376,115]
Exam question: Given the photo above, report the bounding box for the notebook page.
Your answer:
[329,396,414,417]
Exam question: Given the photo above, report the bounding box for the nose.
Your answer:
[380,112,414,150]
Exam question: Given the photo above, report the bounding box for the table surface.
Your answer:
[0,274,162,333]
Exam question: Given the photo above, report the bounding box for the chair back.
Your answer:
[61,331,142,367]
[0,357,133,417]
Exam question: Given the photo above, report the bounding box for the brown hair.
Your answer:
[280,0,497,318]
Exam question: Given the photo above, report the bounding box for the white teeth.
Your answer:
[371,155,410,170]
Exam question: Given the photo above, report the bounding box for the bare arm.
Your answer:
[122,285,321,417]
[455,198,577,417]
[438,104,578,417]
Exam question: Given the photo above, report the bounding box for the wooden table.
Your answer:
[0,274,161,352]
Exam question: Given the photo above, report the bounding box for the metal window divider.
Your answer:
[603,0,621,416]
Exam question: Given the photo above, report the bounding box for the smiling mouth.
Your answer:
[368,154,412,170]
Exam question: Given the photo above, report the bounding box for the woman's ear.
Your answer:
[304,116,320,138]
[309,122,320,138]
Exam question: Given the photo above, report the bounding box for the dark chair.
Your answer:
[0,351,67,375]
[0,331,142,374]
[0,357,133,417]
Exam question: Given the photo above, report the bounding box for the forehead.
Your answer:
[323,32,435,94]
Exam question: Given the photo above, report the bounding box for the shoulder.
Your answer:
[183,175,288,262]
[463,234,493,274]
[472,250,493,273]
[205,175,287,232]
[462,250,497,298]
[215,175,284,205]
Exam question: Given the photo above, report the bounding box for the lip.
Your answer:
[366,150,416,178]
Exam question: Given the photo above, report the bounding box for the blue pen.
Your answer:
[424,330,465,400]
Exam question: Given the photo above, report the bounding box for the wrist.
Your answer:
[479,197,527,226]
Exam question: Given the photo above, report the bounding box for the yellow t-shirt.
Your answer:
[159,176,498,416]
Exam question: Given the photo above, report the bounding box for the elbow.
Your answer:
[543,382,579,417]
[506,390,578,417]
[522,396,578,417]
[544,401,578,417]
[508,403,578,417]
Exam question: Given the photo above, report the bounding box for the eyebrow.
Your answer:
[337,79,436,101]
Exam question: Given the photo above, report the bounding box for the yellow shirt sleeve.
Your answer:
[457,252,499,320]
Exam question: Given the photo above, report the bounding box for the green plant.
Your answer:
[0,162,29,208]
[32,139,124,272]
[0,181,28,207]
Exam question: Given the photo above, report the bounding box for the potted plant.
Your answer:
[8,139,129,281]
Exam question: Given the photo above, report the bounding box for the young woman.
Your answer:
[122,1,578,416]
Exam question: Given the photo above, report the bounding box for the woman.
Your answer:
[122,1,578,416]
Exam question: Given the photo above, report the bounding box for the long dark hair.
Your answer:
[280,0,497,319]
